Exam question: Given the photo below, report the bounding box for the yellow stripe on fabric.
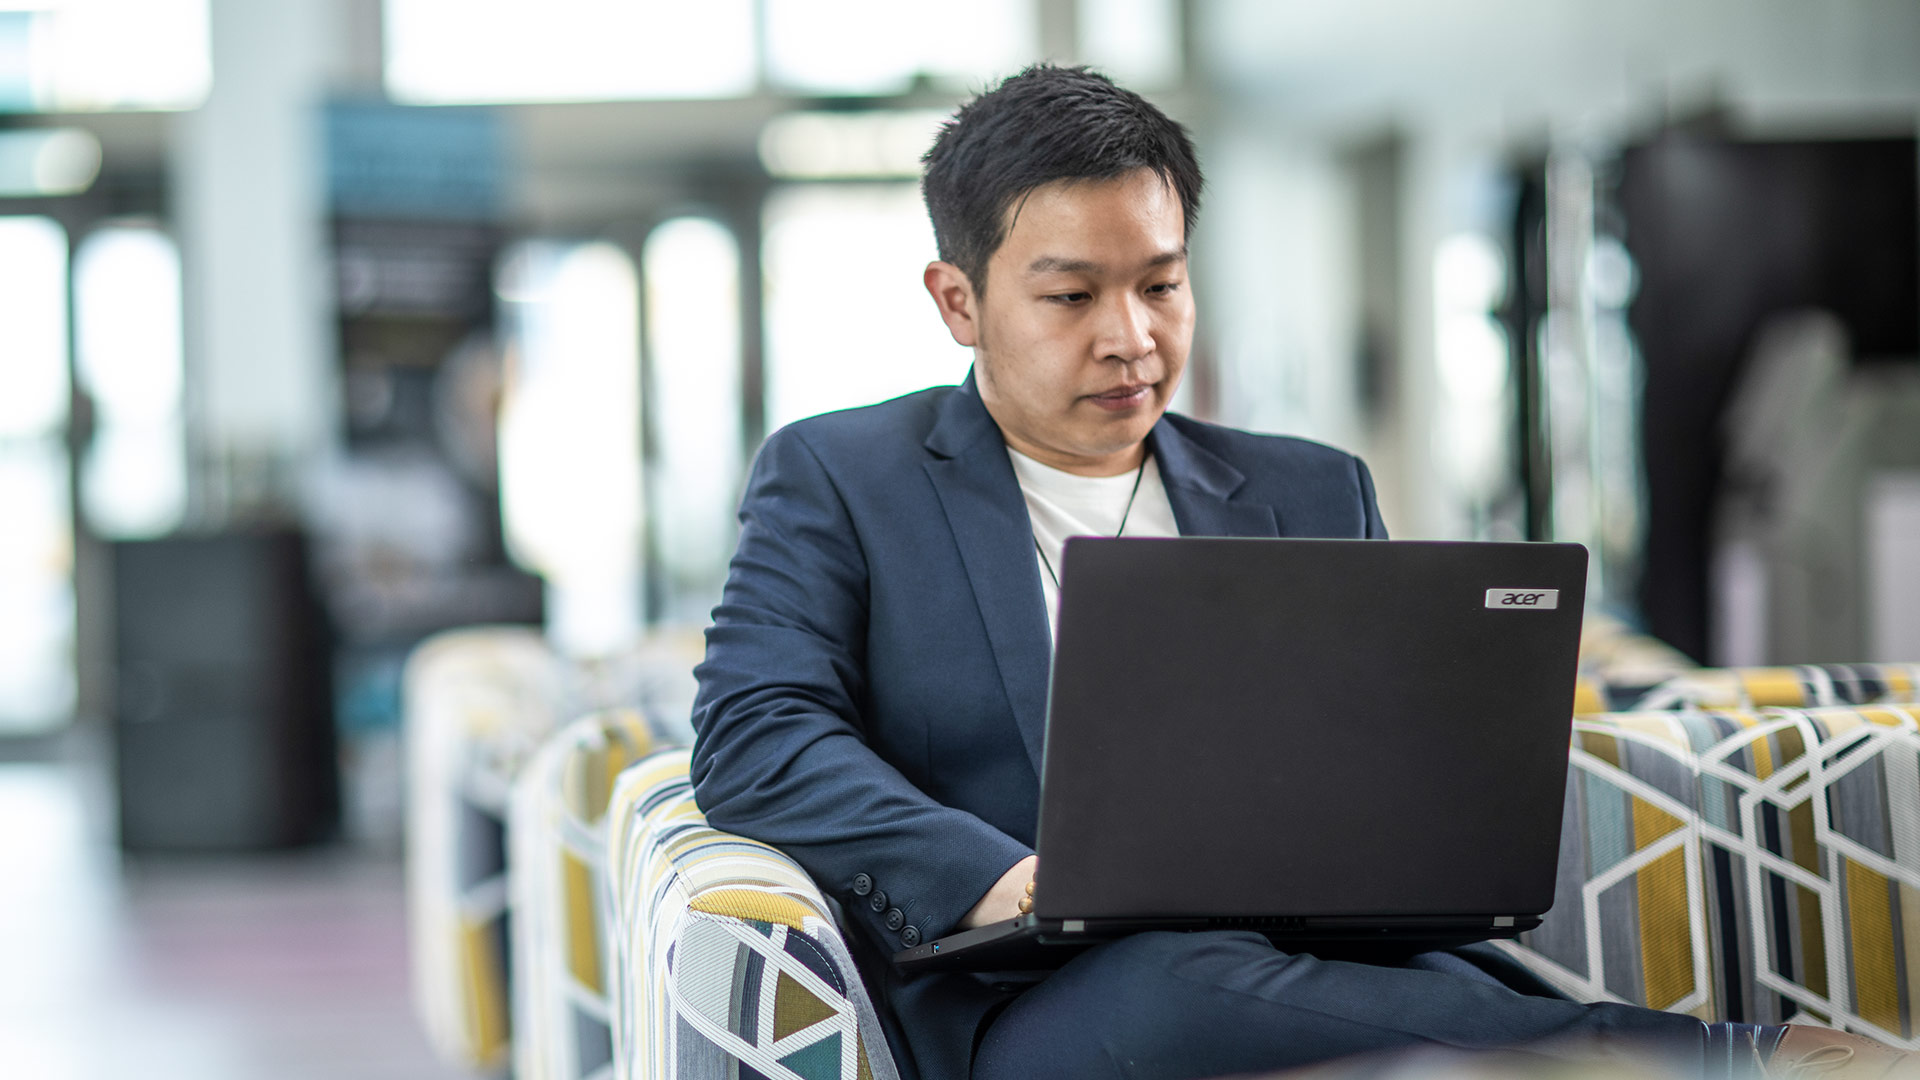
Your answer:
[1573,679,1607,717]
[1862,707,1908,729]
[1815,710,1866,738]
[1679,670,1743,708]
[558,715,650,824]
[1887,670,1915,700]
[563,849,602,994]
[1635,845,1695,1010]
[625,754,693,796]
[1797,883,1830,998]
[1779,720,1811,773]
[1711,710,1771,777]
[1632,798,1686,850]
[596,734,639,824]
[772,971,838,1040]
[458,918,509,1064]
[1901,883,1920,1038]
[1788,797,1821,876]
[1594,713,1692,1012]
[1744,714,1774,779]
[689,888,817,930]
[1586,732,1622,769]
[1612,713,1692,751]
[1743,668,1809,707]
[1845,859,1900,1032]
[661,834,790,872]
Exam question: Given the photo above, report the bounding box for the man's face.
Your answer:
[925,168,1194,476]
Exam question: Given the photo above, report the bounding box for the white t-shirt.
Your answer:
[1007,445,1180,640]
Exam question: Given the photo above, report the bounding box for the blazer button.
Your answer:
[868,890,888,912]
[885,908,905,931]
[852,874,873,896]
[900,926,921,947]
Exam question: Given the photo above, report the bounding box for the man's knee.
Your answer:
[973,931,1315,1080]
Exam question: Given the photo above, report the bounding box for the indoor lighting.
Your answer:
[0,129,102,197]
[758,110,948,180]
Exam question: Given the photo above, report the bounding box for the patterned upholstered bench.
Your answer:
[1506,699,1920,1047]
[404,626,705,1075]
[1574,663,1920,718]
[600,663,1920,1075]
[510,709,655,1080]
[607,748,901,1080]
[406,626,570,1072]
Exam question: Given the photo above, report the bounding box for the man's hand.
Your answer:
[960,854,1038,929]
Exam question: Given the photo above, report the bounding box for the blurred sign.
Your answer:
[324,100,504,221]
[334,219,497,321]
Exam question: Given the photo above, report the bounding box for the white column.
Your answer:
[171,0,343,514]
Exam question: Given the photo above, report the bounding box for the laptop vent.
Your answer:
[1204,916,1306,931]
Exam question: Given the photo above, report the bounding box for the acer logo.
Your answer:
[1484,588,1559,610]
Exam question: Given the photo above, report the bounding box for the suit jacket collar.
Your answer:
[922,373,1054,772]
[1148,417,1283,540]
[921,370,1279,776]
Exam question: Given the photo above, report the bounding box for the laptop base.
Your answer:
[895,913,1540,973]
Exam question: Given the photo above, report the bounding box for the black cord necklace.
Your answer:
[1034,456,1148,590]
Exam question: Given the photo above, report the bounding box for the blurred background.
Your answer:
[0,0,1915,1075]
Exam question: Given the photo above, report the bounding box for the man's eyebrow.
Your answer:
[1025,248,1188,276]
[1027,255,1102,275]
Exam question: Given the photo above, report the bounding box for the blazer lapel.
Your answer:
[923,374,1053,774]
[1149,418,1281,538]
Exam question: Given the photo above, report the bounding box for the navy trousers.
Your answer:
[971,931,1706,1080]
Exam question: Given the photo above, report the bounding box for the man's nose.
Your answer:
[1096,293,1155,363]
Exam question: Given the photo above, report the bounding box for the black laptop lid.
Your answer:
[1033,537,1587,922]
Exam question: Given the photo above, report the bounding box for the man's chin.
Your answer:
[1071,417,1162,465]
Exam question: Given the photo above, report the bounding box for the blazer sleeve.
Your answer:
[690,426,1034,952]
[1356,456,1389,540]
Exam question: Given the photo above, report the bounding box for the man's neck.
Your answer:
[998,432,1146,477]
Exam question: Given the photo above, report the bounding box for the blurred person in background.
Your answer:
[688,65,1907,1080]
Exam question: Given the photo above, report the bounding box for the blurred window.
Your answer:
[758,109,948,181]
[762,0,1036,95]
[1432,232,1513,509]
[0,213,67,440]
[1077,0,1182,89]
[642,217,742,625]
[72,223,186,539]
[0,128,102,198]
[0,0,209,112]
[384,0,755,104]
[762,183,972,432]
[495,240,644,655]
[0,215,74,734]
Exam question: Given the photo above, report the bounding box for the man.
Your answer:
[692,65,1901,1080]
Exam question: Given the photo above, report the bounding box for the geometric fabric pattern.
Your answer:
[606,748,900,1080]
[1575,662,1920,718]
[404,626,570,1072]
[510,710,655,1080]
[1508,713,1720,1018]
[1506,701,1920,1049]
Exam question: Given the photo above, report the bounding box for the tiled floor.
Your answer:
[0,762,475,1080]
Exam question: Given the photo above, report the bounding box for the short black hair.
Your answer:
[921,64,1203,292]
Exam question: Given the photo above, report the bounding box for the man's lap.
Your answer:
[970,931,1701,1080]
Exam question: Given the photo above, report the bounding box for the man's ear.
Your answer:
[924,261,980,348]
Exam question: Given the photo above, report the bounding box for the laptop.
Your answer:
[894,536,1587,972]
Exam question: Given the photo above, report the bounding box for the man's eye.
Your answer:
[1046,292,1091,304]
[1147,281,1183,296]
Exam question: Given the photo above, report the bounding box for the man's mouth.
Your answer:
[1086,383,1154,411]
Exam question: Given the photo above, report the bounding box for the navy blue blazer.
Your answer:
[691,372,1386,1080]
